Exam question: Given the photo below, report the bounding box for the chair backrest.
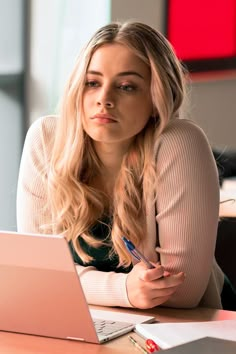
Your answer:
[215,218,236,289]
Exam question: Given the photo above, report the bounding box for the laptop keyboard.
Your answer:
[93,318,133,336]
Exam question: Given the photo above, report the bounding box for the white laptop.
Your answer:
[0,230,155,344]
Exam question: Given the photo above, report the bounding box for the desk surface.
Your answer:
[1,306,236,354]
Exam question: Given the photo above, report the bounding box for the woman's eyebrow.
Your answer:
[87,70,145,79]
[117,71,145,79]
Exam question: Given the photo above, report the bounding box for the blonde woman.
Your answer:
[17,21,230,310]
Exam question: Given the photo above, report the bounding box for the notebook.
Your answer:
[159,337,236,354]
[0,230,155,344]
[135,319,236,349]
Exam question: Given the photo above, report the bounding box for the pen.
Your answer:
[128,335,149,354]
[122,236,155,269]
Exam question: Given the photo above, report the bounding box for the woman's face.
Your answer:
[82,43,153,148]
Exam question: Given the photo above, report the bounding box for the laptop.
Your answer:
[0,230,155,343]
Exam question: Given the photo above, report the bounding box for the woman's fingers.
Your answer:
[150,272,186,289]
[139,263,165,281]
[126,262,186,309]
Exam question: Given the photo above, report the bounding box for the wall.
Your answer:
[190,76,236,149]
[110,0,164,31]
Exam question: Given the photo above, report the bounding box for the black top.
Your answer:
[69,217,132,273]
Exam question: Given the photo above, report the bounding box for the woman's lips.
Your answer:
[91,114,117,123]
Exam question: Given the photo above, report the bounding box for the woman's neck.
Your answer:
[94,140,131,176]
[92,140,131,196]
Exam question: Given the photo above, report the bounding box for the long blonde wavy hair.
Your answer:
[46,21,186,266]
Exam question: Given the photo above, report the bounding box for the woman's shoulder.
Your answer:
[22,115,58,161]
[25,115,58,146]
[27,115,58,137]
[156,118,211,151]
[154,118,213,164]
[163,118,207,139]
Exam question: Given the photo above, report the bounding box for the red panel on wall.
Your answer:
[167,0,236,61]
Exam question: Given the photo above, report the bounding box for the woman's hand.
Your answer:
[126,262,185,309]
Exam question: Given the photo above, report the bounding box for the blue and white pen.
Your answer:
[122,236,155,269]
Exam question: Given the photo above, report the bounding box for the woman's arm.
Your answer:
[75,264,131,307]
[155,119,220,308]
[16,116,132,308]
[17,116,53,232]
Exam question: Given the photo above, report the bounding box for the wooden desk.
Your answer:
[1,306,236,354]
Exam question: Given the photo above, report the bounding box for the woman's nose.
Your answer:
[97,88,115,108]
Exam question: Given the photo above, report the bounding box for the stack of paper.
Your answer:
[135,320,236,349]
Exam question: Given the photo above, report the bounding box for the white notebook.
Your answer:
[135,320,236,349]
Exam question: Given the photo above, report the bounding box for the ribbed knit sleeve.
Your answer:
[153,119,223,308]
[17,116,55,233]
[16,116,132,308]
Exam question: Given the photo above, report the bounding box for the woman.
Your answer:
[17,21,226,310]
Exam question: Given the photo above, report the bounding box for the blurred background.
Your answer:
[0,0,236,230]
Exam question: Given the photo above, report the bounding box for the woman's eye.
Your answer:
[119,84,136,92]
[85,80,99,88]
